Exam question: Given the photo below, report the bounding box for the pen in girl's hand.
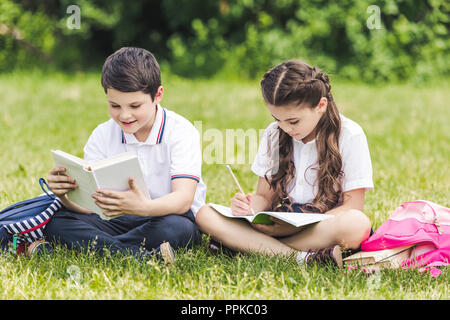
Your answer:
[226,165,256,215]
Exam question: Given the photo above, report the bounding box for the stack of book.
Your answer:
[343,245,416,271]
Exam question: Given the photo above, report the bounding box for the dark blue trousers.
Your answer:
[44,209,200,257]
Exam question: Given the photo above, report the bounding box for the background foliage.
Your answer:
[0,1,449,299]
[0,0,449,82]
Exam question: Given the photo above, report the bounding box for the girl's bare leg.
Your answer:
[196,206,371,257]
[279,209,372,251]
[195,205,296,257]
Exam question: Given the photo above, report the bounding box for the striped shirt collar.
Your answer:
[121,104,167,145]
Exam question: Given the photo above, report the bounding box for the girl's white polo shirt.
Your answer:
[251,114,374,205]
[83,104,206,216]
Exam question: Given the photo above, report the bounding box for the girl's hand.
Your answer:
[91,177,149,217]
[251,217,300,237]
[47,166,78,196]
[230,193,254,216]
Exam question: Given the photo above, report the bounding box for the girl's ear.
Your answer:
[317,97,328,114]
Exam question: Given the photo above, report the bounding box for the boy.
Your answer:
[44,47,206,262]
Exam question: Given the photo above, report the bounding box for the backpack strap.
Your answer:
[39,178,56,200]
[0,179,55,216]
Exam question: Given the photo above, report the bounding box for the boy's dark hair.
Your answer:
[101,47,161,100]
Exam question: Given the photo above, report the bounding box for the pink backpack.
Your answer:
[360,200,450,277]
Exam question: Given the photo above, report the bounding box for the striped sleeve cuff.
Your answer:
[171,174,200,182]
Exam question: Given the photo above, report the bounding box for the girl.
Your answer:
[195,60,374,267]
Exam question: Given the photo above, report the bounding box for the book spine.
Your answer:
[90,169,101,190]
[89,170,110,220]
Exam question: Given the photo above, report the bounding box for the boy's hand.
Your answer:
[47,166,78,196]
[230,192,254,216]
[92,177,149,217]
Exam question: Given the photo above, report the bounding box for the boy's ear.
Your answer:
[153,86,164,103]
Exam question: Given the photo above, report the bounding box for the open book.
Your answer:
[208,203,333,227]
[52,150,149,220]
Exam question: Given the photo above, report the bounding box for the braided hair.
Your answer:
[260,60,343,213]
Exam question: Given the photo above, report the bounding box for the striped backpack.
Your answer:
[0,178,62,253]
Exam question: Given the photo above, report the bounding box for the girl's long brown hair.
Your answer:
[261,60,343,213]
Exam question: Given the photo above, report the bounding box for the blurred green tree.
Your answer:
[0,0,448,82]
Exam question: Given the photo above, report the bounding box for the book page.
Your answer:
[208,203,333,227]
[52,150,89,167]
[89,152,136,170]
[208,203,254,223]
[66,170,99,215]
[91,154,150,199]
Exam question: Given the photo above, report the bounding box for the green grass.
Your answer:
[0,70,449,299]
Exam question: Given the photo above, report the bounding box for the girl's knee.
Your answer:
[336,209,372,249]
[195,205,217,231]
[195,205,210,222]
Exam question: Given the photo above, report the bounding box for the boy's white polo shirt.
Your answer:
[83,104,206,216]
[251,114,374,205]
